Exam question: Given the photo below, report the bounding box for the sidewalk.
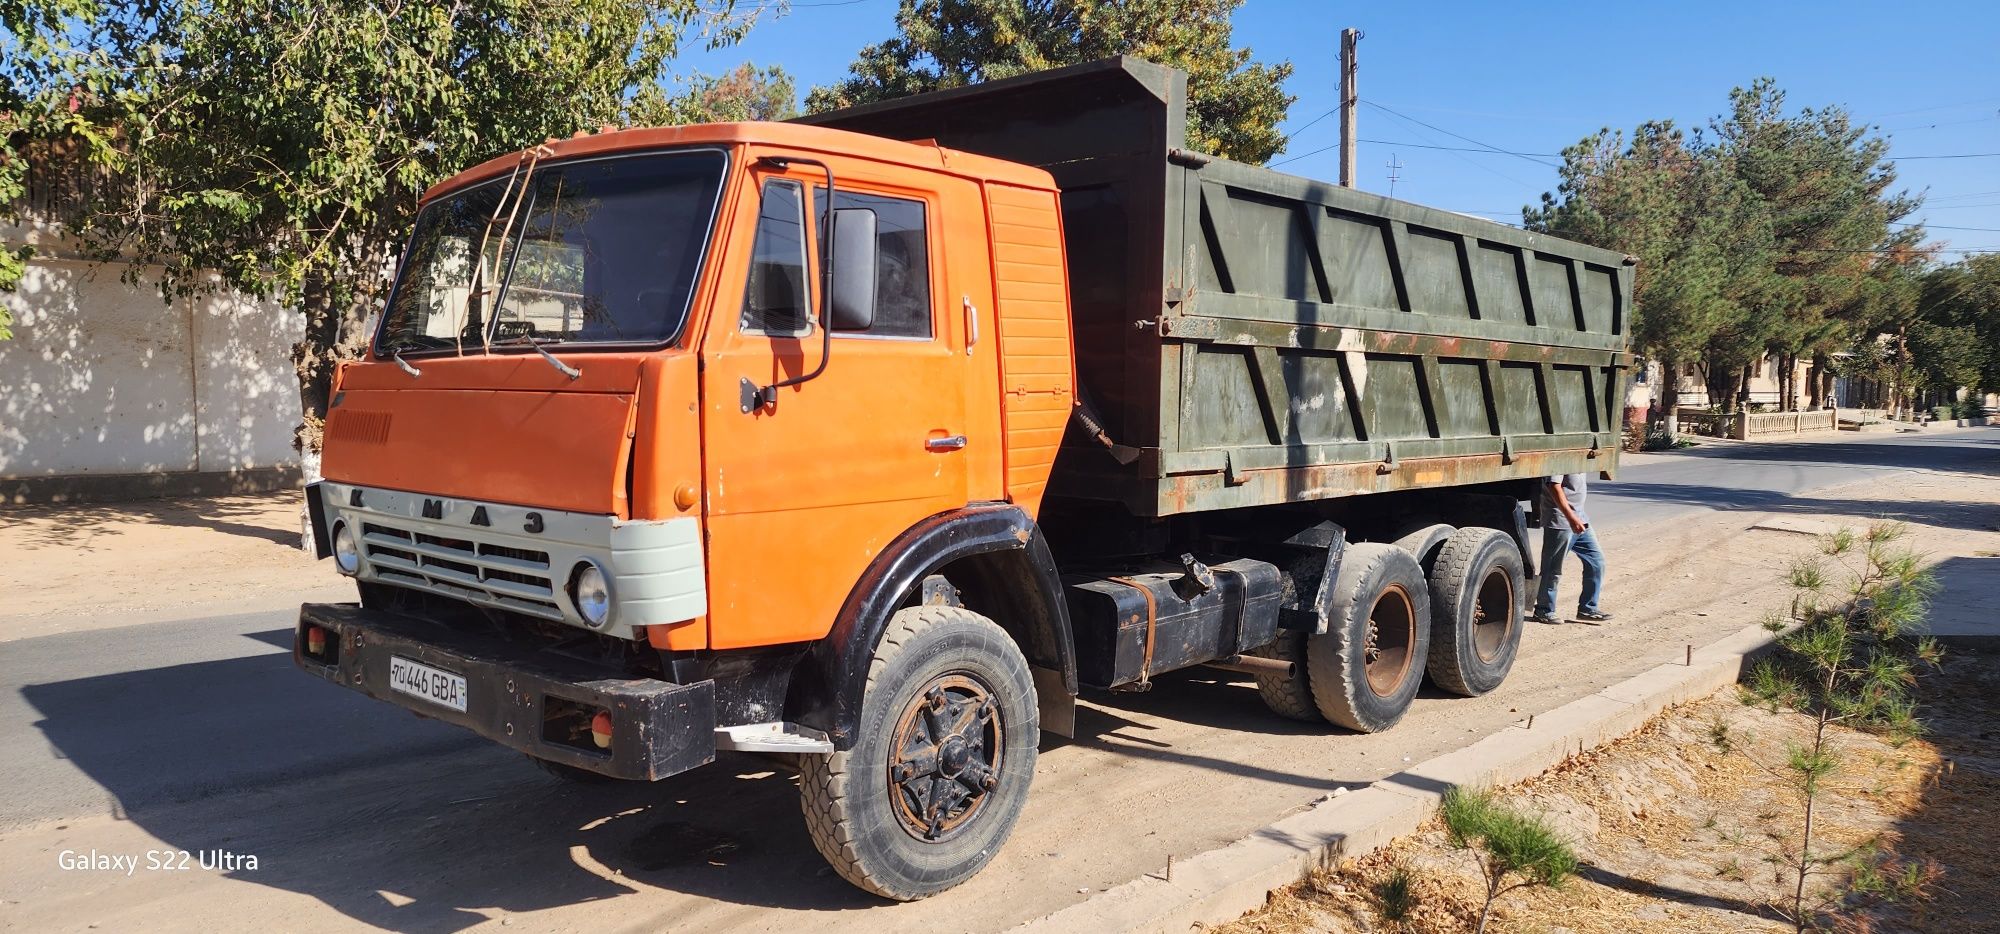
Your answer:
[0,491,347,641]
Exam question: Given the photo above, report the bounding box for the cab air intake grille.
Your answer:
[360,520,562,620]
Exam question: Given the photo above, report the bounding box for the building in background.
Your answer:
[0,213,303,504]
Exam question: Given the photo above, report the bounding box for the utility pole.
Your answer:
[1385,153,1403,199]
[1339,28,1360,188]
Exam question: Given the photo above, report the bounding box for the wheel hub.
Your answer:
[888,673,1004,842]
[1364,583,1416,696]
[1474,567,1516,662]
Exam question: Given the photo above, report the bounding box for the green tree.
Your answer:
[1526,120,1768,438]
[1708,79,1911,412]
[631,62,798,126]
[1531,79,1912,426]
[28,0,765,449]
[0,0,151,335]
[1908,254,2000,403]
[1744,523,1940,930]
[805,0,1293,163]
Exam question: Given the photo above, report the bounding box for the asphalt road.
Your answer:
[3,425,1993,931]
[1593,426,1999,530]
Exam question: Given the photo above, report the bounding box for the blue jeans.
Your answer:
[1537,526,1605,617]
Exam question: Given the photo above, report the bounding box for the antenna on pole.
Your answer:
[1385,153,1404,199]
[1339,28,1361,189]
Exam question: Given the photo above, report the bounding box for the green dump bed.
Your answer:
[805,57,1635,517]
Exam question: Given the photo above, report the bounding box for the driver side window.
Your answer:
[741,179,813,337]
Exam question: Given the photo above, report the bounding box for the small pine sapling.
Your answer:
[1439,786,1579,934]
[1738,522,1942,931]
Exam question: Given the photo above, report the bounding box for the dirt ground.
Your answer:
[1215,651,2000,934]
[0,439,1995,933]
[0,492,346,640]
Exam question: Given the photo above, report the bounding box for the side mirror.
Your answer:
[828,208,877,331]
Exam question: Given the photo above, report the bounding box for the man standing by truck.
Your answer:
[1532,473,1613,624]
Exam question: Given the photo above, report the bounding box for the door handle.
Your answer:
[926,434,968,452]
[963,295,978,356]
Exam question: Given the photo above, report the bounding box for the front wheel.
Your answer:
[799,605,1038,900]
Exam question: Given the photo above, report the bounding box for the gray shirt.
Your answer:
[1545,473,1589,528]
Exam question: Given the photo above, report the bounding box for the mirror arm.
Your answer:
[745,155,836,412]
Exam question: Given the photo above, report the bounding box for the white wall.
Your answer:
[0,229,302,480]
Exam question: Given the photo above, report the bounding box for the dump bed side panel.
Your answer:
[1148,156,1633,514]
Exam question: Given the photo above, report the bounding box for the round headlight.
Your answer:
[332,521,360,575]
[572,562,612,628]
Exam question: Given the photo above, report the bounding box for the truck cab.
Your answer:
[301,122,1078,898]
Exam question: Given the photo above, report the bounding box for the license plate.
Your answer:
[388,656,468,713]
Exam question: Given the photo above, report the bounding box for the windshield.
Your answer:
[376,149,727,354]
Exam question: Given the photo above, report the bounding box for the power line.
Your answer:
[1285,107,1338,137]
[1357,138,1559,158]
[1896,222,2000,233]
[1359,98,1560,169]
[1792,246,2000,254]
[1280,138,2000,169]
[1863,96,2000,119]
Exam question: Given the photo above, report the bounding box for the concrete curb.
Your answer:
[1012,623,1784,934]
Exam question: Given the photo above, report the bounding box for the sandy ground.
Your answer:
[0,493,348,641]
[0,445,1994,933]
[1215,651,2000,933]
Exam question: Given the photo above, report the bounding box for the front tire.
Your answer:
[1306,543,1432,732]
[1425,527,1525,696]
[799,605,1038,900]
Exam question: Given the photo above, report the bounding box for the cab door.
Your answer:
[699,157,970,649]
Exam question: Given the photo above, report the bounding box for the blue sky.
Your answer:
[677,0,2000,257]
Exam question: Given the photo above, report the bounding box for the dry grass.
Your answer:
[1213,653,1999,933]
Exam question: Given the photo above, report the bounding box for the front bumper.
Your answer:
[296,602,716,780]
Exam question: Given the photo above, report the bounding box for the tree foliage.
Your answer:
[1907,254,2000,397]
[1743,523,1941,929]
[805,0,1293,164]
[632,62,798,126]
[1439,786,1578,934]
[1528,78,1922,417]
[5,0,766,445]
[1,0,147,336]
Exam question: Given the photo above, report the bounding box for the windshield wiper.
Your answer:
[379,343,423,379]
[491,334,582,380]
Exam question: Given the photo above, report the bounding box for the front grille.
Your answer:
[360,520,563,620]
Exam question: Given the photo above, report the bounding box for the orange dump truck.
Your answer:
[298,58,1632,898]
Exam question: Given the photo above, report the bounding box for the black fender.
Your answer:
[1389,523,1457,571]
[1508,498,1538,580]
[793,503,1077,749]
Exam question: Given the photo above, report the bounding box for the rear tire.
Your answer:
[799,605,1038,900]
[1425,527,1525,697]
[1306,543,1432,733]
[1251,631,1320,722]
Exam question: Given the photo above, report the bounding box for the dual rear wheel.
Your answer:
[1255,528,1525,732]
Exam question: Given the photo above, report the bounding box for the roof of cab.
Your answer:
[421,121,1059,203]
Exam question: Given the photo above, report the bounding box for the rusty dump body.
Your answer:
[806,57,1634,518]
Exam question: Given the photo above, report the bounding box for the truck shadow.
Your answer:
[1603,483,2000,533]
[18,633,886,931]
[21,627,1405,929]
